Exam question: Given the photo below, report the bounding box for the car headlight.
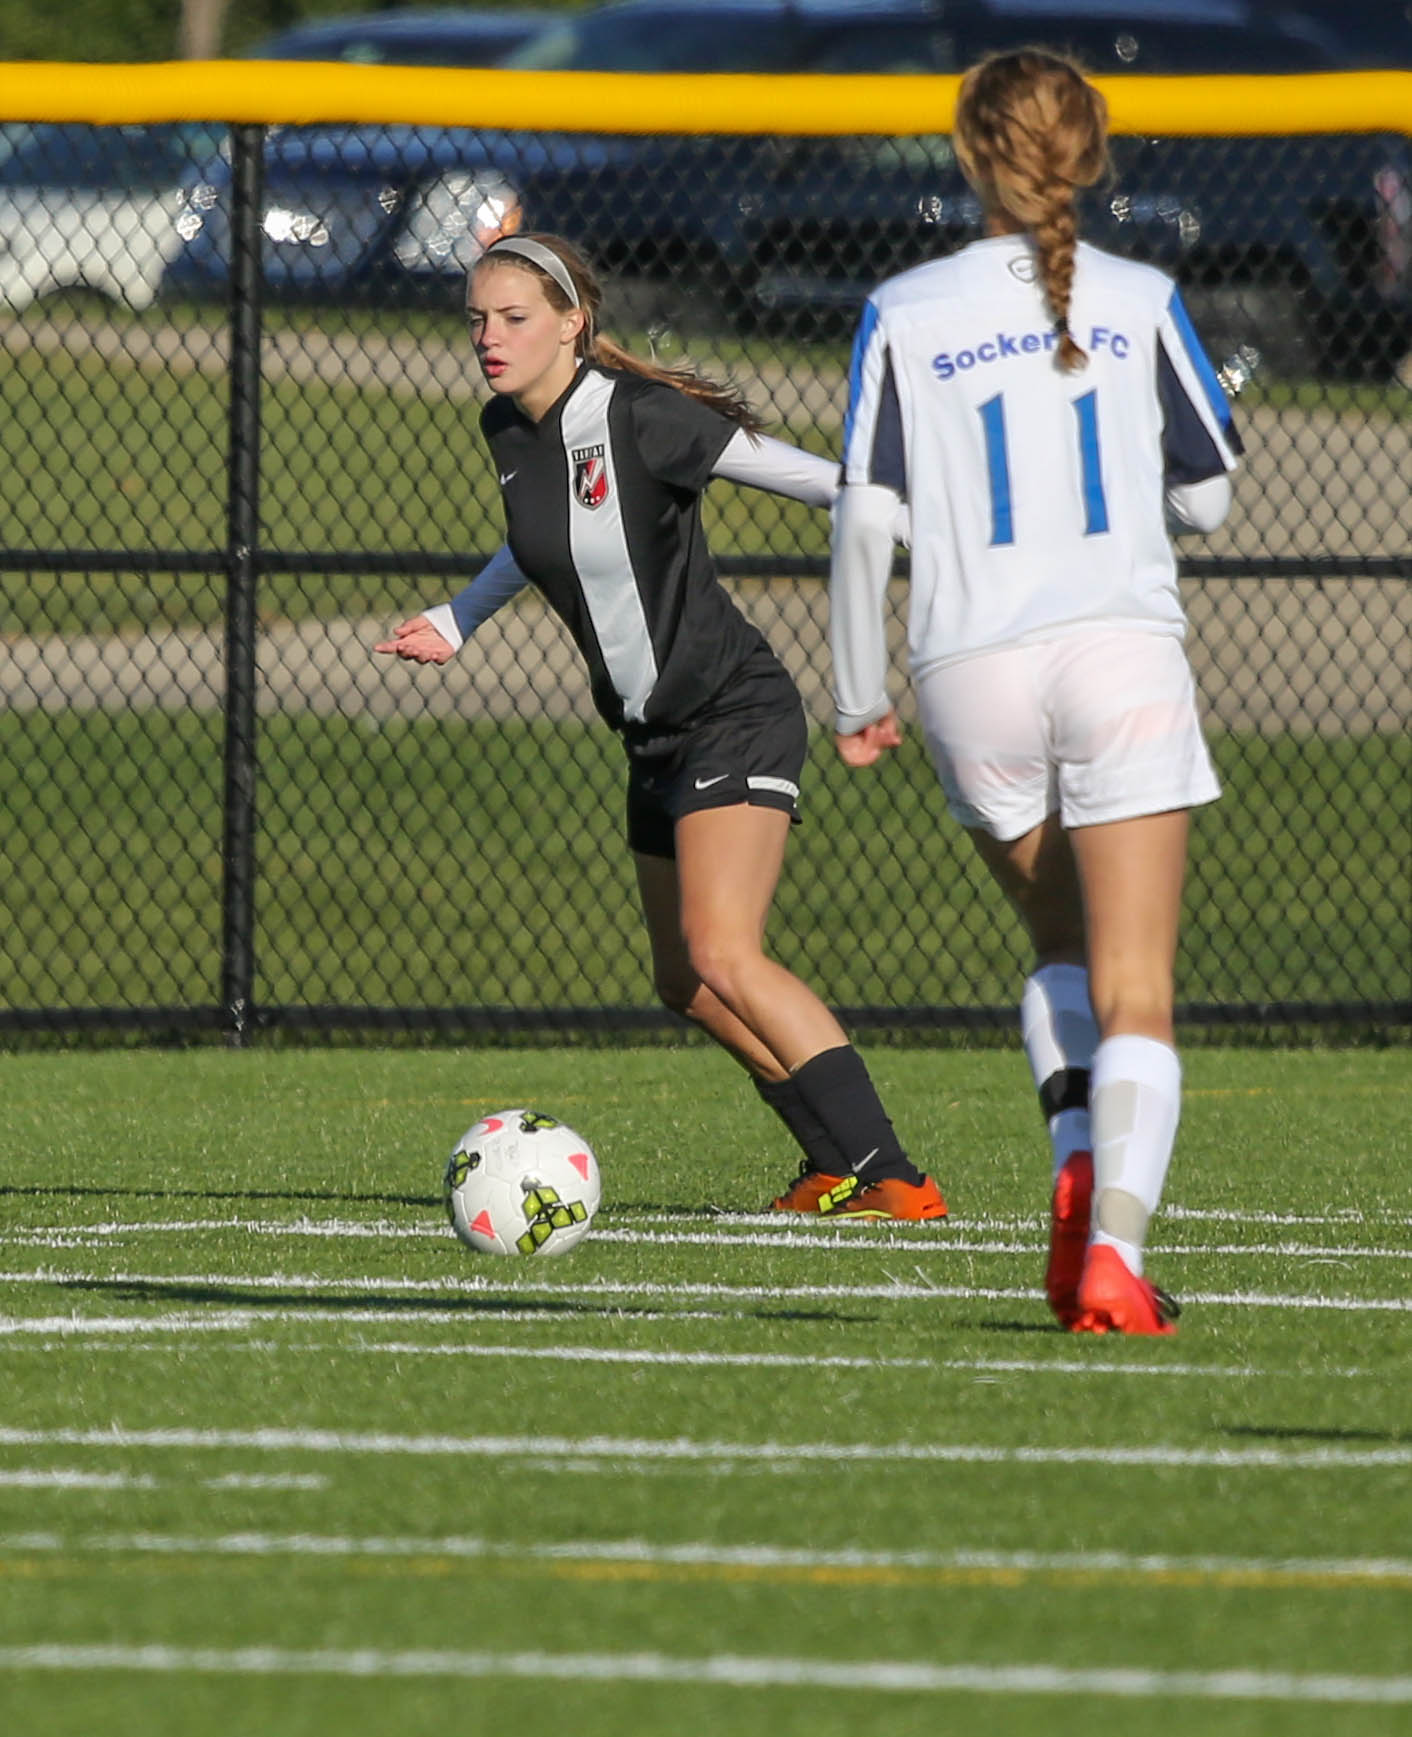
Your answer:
[263,206,330,247]
[392,172,522,273]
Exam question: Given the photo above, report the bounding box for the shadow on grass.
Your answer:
[1221,1422,1412,1446]
[974,1318,1061,1335]
[54,1275,862,1326]
[0,1183,436,1209]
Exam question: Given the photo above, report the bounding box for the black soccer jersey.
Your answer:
[482,364,778,735]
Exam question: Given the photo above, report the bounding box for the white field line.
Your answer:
[670,1208,1412,1231]
[0,1644,1409,1703]
[0,1318,1277,1376]
[0,1471,324,1492]
[0,1320,922,1368]
[0,1471,158,1490]
[3,1218,1409,1262]
[4,1529,1411,1588]
[0,1424,1408,1471]
[2,1268,1407,1314]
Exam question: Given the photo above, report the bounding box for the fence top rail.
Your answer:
[0,63,1409,137]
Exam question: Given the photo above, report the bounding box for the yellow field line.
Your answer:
[0,64,1409,136]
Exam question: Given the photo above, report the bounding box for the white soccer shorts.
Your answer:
[915,626,1221,841]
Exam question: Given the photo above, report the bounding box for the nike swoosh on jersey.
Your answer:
[498,471,518,485]
[693,774,729,790]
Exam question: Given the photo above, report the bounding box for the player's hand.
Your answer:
[835,711,903,767]
[374,616,455,664]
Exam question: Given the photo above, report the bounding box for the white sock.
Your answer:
[1020,963,1098,1180]
[1089,1034,1182,1277]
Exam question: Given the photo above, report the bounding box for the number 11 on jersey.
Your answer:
[978,389,1110,546]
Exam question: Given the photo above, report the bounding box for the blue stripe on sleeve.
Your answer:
[1166,288,1233,431]
[842,298,881,463]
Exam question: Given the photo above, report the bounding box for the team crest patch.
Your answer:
[572,444,609,510]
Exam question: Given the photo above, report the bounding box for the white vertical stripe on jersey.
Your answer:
[559,372,658,723]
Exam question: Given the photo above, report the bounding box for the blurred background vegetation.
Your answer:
[0,0,580,62]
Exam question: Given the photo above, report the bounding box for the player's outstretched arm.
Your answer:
[373,544,529,663]
[374,615,457,664]
[712,429,839,507]
[710,430,911,542]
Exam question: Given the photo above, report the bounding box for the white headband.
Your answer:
[482,237,581,307]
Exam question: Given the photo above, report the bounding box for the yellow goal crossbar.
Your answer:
[0,62,1409,136]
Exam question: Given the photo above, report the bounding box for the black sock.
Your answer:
[788,1045,922,1185]
[755,1074,848,1176]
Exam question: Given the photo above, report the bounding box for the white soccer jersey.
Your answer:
[833,236,1242,730]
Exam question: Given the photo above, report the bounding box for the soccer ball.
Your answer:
[443,1109,601,1257]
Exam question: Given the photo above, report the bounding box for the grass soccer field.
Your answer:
[1,1042,1409,1736]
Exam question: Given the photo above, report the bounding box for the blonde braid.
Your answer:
[955,50,1110,373]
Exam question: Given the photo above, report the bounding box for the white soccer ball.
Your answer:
[443,1108,601,1256]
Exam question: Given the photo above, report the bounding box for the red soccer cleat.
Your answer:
[1072,1243,1180,1336]
[1045,1150,1093,1328]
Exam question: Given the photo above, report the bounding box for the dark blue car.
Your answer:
[165,8,558,305]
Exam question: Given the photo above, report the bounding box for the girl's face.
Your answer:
[466,260,584,421]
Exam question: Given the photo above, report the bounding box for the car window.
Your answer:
[956,17,1342,71]
[982,0,1253,21]
[260,29,538,66]
[0,123,225,192]
[505,13,805,71]
[805,24,962,73]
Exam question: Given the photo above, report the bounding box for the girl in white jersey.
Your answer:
[831,51,1242,1331]
[377,233,946,1222]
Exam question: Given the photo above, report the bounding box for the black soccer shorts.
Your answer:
[624,665,807,860]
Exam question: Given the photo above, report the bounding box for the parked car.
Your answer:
[0,14,552,318]
[166,9,565,307]
[0,122,225,312]
[496,0,1412,377]
[243,6,559,67]
[169,124,527,304]
[1245,0,1412,67]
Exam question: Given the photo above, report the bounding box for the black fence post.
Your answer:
[220,123,264,1046]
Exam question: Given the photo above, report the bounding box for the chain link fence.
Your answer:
[0,103,1408,1044]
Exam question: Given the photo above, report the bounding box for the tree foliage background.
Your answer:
[0,0,579,61]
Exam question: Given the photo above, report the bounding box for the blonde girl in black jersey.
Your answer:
[379,233,947,1220]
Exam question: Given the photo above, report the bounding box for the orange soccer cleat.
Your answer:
[1072,1242,1180,1336]
[817,1173,949,1222]
[1045,1149,1094,1328]
[769,1164,846,1213]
